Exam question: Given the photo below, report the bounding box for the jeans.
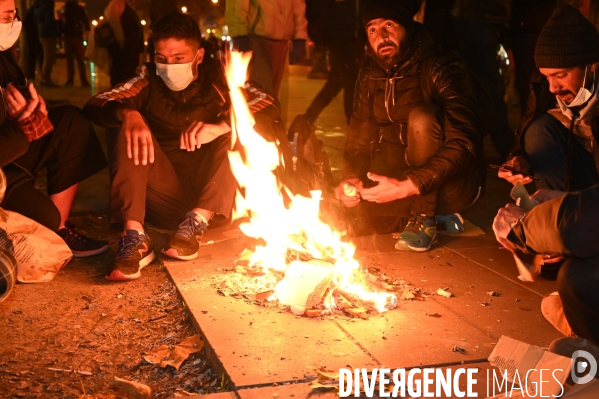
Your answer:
[64,35,88,84]
[350,103,481,234]
[248,35,289,97]
[524,113,599,191]
[39,37,57,83]
[557,256,599,346]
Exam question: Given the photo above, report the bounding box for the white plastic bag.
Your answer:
[0,208,72,283]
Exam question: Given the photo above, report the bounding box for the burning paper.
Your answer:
[225,52,396,316]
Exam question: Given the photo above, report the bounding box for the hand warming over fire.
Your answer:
[335,177,363,208]
[180,121,232,151]
[119,109,155,166]
[359,173,419,203]
[493,203,527,250]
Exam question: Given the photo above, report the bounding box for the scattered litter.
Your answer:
[426,313,441,318]
[481,302,490,307]
[47,368,93,376]
[437,288,452,298]
[452,345,466,354]
[144,335,204,370]
[487,290,500,296]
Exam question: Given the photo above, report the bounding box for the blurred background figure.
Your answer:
[509,0,558,115]
[61,0,90,87]
[105,0,144,85]
[422,0,459,51]
[22,6,43,81]
[452,0,513,161]
[302,0,361,126]
[226,0,308,96]
[34,0,60,87]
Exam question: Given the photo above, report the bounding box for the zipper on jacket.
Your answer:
[182,91,189,123]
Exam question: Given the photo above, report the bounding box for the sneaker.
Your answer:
[64,79,74,87]
[435,213,464,234]
[81,81,91,88]
[40,80,59,88]
[395,215,437,252]
[161,212,207,260]
[105,230,155,281]
[57,221,109,258]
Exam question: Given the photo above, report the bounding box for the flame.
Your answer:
[226,52,396,314]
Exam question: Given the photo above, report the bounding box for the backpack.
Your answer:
[94,21,115,48]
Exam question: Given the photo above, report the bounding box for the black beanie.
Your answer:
[534,5,599,69]
[362,0,418,31]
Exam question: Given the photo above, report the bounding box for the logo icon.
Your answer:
[571,350,598,385]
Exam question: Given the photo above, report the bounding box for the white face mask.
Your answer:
[0,21,22,51]
[565,65,596,108]
[155,53,198,91]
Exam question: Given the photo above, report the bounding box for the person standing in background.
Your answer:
[226,0,308,96]
[104,0,144,86]
[509,0,558,115]
[452,0,513,161]
[148,0,179,63]
[34,0,60,87]
[22,7,43,81]
[61,0,90,87]
[302,0,361,126]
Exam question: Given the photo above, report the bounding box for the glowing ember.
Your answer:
[225,52,396,315]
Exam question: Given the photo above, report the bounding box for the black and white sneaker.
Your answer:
[57,221,110,258]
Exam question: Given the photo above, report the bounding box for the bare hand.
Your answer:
[5,83,40,121]
[531,188,566,204]
[335,177,363,208]
[498,156,533,185]
[493,203,527,250]
[120,109,154,166]
[360,172,418,203]
[180,121,231,151]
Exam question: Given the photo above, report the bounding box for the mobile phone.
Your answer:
[2,81,30,100]
[489,164,539,180]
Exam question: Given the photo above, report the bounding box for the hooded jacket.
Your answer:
[342,24,483,196]
[226,0,308,41]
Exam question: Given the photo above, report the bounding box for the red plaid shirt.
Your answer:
[17,109,54,142]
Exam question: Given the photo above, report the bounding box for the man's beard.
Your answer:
[374,42,402,70]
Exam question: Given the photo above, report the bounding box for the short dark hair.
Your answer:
[152,12,202,48]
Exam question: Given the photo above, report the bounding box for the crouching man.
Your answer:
[499,5,599,192]
[335,0,483,252]
[84,12,279,281]
[493,186,599,359]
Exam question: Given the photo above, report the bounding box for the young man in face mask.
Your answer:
[0,0,109,257]
[499,5,599,192]
[335,0,483,252]
[84,12,279,282]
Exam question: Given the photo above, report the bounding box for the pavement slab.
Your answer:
[166,224,562,391]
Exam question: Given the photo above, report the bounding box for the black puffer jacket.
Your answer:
[342,24,483,196]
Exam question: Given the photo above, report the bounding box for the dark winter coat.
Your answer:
[342,24,483,196]
[62,1,90,37]
[305,0,359,46]
[510,73,599,177]
[83,59,280,149]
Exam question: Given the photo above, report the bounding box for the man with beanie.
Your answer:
[499,5,599,193]
[335,0,483,252]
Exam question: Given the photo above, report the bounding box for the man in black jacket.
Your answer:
[335,0,483,252]
[0,0,108,257]
[84,12,279,281]
[499,5,599,193]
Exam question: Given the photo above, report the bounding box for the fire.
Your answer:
[225,52,396,315]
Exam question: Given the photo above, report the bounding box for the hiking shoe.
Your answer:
[105,230,155,281]
[395,215,437,252]
[57,221,109,258]
[435,213,464,234]
[162,212,207,260]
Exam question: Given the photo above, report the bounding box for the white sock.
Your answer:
[193,212,208,224]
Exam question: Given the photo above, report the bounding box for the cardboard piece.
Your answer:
[488,336,571,398]
[276,260,334,315]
